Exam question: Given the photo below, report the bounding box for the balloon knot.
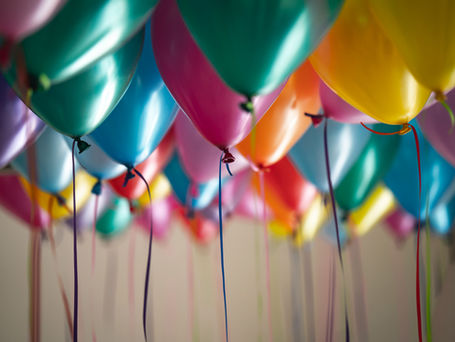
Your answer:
[240,96,254,113]
[399,123,412,135]
[123,168,135,187]
[341,211,350,222]
[75,138,91,153]
[222,149,235,164]
[305,113,325,127]
[55,193,66,207]
[91,180,102,195]
[434,90,447,102]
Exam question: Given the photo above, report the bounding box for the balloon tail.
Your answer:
[434,91,455,132]
[304,112,324,127]
[70,140,79,342]
[74,137,91,154]
[132,167,153,341]
[30,230,41,342]
[323,118,350,341]
[259,172,273,342]
[425,198,432,342]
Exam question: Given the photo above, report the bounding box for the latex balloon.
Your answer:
[177,206,218,244]
[369,0,455,93]
[11,127,75,194]
[20,171,97,220]
[176,0,344,96]
[91,25,177,167]
[63,135,126,180]
[384,123,455,219]
[164,152,223,211]
[0,173,50,229]
[335,125,401,211]
[349,185,396,236]
[3,0,156,85]
[136,174,172,208]
[0,0,63,41]
[0,75,44,168]
[268,220,292,239]
[174,111,249,183]
[7,29,144,138]
[310,0,431,125]
[385,208,416,240]
[430,196,455,235]
[289,120,370,192]
[418,89,455,168]
[319,81,376,124]
[236,61,320,168]
[151,0,283,150]
[235,188,271,221]
[108,132,174,200]
[136,196,176,240]
[96,197,132,237]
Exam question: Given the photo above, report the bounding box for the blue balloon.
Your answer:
[289,120,370,192]
[385,122,455,220]
[63,135,126,180]
[91,23,177,168]
[164,153,225,210]
[430,180,455,235]
[11,126,77,194]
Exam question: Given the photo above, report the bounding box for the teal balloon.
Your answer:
[289,120,370,193]
[334,124,401,211]
[4,0,156,85]
[176,0,344,95]
[5,28,144,138]
[11,126,77,194]
[91,24,177,167]
[96,197,132,237]
[385,122,455,220]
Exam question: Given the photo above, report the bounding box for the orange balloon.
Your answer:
[236,61,320,168]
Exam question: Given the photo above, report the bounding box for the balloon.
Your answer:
[429,179,455,235]
[91,25,177,167]
[3,0,156,85]
[235,188,271,221]
[0,75,44,168]
[0,0,63,41]
[136,196,176,240]
[175,0,344,96]
[289,120,370,192]
[11,126,75,194]
[384,123,455,219]
[268,220,293,239]
[174,111,249,183]
[335,125,400,211]
[236,61,320,168]
[136,174,172,208]
[108,132,174,200]
[176,206,219,244]
[96,197,132,237]
[310,0,431,125]
[164,152,223,211]
[369,0,455,93]
[348,185,396,236]
[385,208,416,240]
[319,81,376,124]
[151,0,283,150]
[6,29,144,138]
[418,89,455,168]
[321,213,349,248]
[20,171,97,220]
[0,173,50,229]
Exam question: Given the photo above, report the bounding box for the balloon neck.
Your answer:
[91,180,102,195]
[434,91,455,131]
[75,137,91,153]
[398,123,411,135]
[123,168,135,187]
[240,95,254,113]
[435,90,447,103]
[304,112,325,127]
[222,148,235,164]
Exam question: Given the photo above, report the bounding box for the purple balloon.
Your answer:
[385,208,416,240]
[0,76,45,168]
[136,196,176,240]
[418,89,455,167]
[320,81,377,124]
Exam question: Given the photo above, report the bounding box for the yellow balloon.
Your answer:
[20,171,97,220]
[268,220,292,239]
[349,184,395,236]
[369,0,455,93]
[310,0,431,125]
[137,174,172,208]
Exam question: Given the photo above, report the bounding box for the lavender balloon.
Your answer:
[136,196,176,240]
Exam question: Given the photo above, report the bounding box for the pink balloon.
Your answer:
[0,0,63,41]
[151,0,284,150]
[320,81,377,124]
[235,188,272,221]
[175,111,249,183]
[385,208,416,240]
[0,173,50,229]
[136,196,176,240]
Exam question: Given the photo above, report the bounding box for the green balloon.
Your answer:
[334,124,401,211]
[176,0,343,96]
[6,29,144,138]
[96,197,132,237]
[5,0,155,86]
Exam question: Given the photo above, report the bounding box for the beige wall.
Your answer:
[0,208,453,341]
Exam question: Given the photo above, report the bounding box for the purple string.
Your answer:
[71,140,79,342]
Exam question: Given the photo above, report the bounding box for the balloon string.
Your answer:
[253,195,264,342]
[187,237,196,342]
[325,249,335,342]
[259,172,273,342]
[91,194,99,276]
[132,167,153,341]
[434,92,455,131]
[350,238,368,342]
[303,245,316,342]
[71,140,79,342]
[30,230,41,342]
[47,197,74,339]
[218,153,229,342]
[128,226,136,318]
[323,118,350,341]
[425,197,432,342]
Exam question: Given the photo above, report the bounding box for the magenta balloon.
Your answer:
[136,196,176,240]
[320,81,377,124]
[418,89,455,167]
[385,208,416,240]
[0,76,45,168]
[175,111,249,183]
[0,173,50,229]
[151,0,284,150]
[0,0,63,40]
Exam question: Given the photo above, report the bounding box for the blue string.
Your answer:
[225,162,233,177]
[219,153,229,342]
